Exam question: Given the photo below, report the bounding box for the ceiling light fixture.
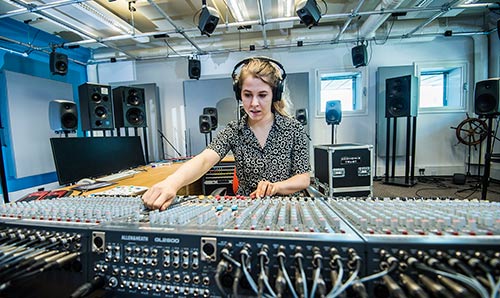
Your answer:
[198,0,220,36]
[296,0,321,29]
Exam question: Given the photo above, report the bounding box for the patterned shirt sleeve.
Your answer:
[291,122,311,175]
[207,121,237,159]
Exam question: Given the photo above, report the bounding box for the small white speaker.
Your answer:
[49,99,78,132]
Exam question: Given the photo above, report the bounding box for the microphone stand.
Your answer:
[157,129,182,158]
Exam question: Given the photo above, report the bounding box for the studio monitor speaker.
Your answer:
[202,107,217,130]
[325,100,342,125]
[351,45,367,68]
[113,86,147,128]
[296,108,308,125]
[78,83,114,130]
[474,78,500,116]
[199,114,212,133]
[49,99,78,132]
[189,59,201,80]
[50,51,68,75]
[385,75,418,118]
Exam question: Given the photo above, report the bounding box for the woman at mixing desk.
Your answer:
[143,57,311,211]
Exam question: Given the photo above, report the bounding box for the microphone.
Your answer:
[157,129,182,157]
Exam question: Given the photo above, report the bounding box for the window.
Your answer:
[317,70,364,116]
[417,62,467,111]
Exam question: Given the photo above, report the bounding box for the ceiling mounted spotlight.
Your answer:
[198,0,219,36]
[296,0,321,29]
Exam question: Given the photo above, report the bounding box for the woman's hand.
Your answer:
[142,180,178,210]
[250,180,280,197]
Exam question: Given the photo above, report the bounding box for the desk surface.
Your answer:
[65,156,235,196]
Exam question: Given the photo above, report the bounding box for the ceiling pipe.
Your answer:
[146,0,204,54]
[403,0,462,38]
[0,0,89,19]
[256,0,269,48]
[358,0,406,39]
[333,0,368,42]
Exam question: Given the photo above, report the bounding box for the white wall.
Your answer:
[93,35,489,177]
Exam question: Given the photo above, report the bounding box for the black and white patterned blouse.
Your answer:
[207,113,311,195]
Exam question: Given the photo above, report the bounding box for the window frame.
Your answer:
[415,60,469,114]
[315,67,368,118]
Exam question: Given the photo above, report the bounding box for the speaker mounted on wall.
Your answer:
[78,83,114,130]
[474,78,500,117]
[199,114,212,133]
[189,58,201,80]
[113,86,147,128]
[325,100,342,125]
[202,107,217,130]
[351,44,367,68]
[49,50,68,76]
[296,108,308,125]
[49,99,78,132]
[385,75,419,118]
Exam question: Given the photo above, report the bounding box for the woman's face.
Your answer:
[241,76,274,124]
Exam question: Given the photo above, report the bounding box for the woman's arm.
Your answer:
[250,172,310,197]
[142,149,221,210]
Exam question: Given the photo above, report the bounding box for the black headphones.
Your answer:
[231,57,287,102]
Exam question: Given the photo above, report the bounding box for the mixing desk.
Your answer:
[0,195,498,298]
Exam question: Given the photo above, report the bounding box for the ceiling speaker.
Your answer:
[50,51,68,75]
[296,0,321,28]
[198,6,219,36]
[351,45,367,68]
[189,59,201,80]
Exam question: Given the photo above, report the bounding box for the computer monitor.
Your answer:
[50,136,146,185]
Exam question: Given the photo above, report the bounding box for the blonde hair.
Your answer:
[236,57,293,117]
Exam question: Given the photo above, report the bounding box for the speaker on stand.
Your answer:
[78,83,114,135]
[113,86,149,163]
[474,78,500,200]
[325,100,342,144]
[384,75,419,187]
[203,107,217,143]
[199,114,212,147]
[49,99,78,137]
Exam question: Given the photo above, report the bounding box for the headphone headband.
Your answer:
[232,57,287,102]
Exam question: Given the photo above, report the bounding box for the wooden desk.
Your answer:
[65,162,202,196]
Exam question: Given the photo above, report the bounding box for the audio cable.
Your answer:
[398,250,488,298]
[417,274,454,298]
[328,248,344,296]
[294,246,308,298]
[309,247,326,298]
[277,245,298,298]
[327,248,362,298]
[258,245,277,298]
[240,244,259,296]
[69,275,105,298]
[358,249,398,283]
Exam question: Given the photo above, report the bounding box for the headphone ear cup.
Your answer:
[233,80,241,101]
[273,80,284,102]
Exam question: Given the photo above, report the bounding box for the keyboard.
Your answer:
[90,185,149,197]
[96,170,140,182]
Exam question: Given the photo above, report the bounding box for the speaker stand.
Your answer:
[204,133,209,147]
[480,117,500,200]
[384,116,417,187]
[330,124,337,144]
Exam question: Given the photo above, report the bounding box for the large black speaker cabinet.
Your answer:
[385,75,418,118]
[202,107,217,130]
[78,83,114,130]
[296,108,308,125]
[189,59,201,80]
[49,99,78,131]
[49,51,68,75]
[112,86,147,128]
[474,78,500,116]
[199,115,212,133]
[351,45,367,68]
[325,100,342,125]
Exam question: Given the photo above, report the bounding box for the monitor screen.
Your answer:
[50,136,146,185]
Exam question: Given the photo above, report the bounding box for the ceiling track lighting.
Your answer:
[296,0,322,29]
[198,0,220,36]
